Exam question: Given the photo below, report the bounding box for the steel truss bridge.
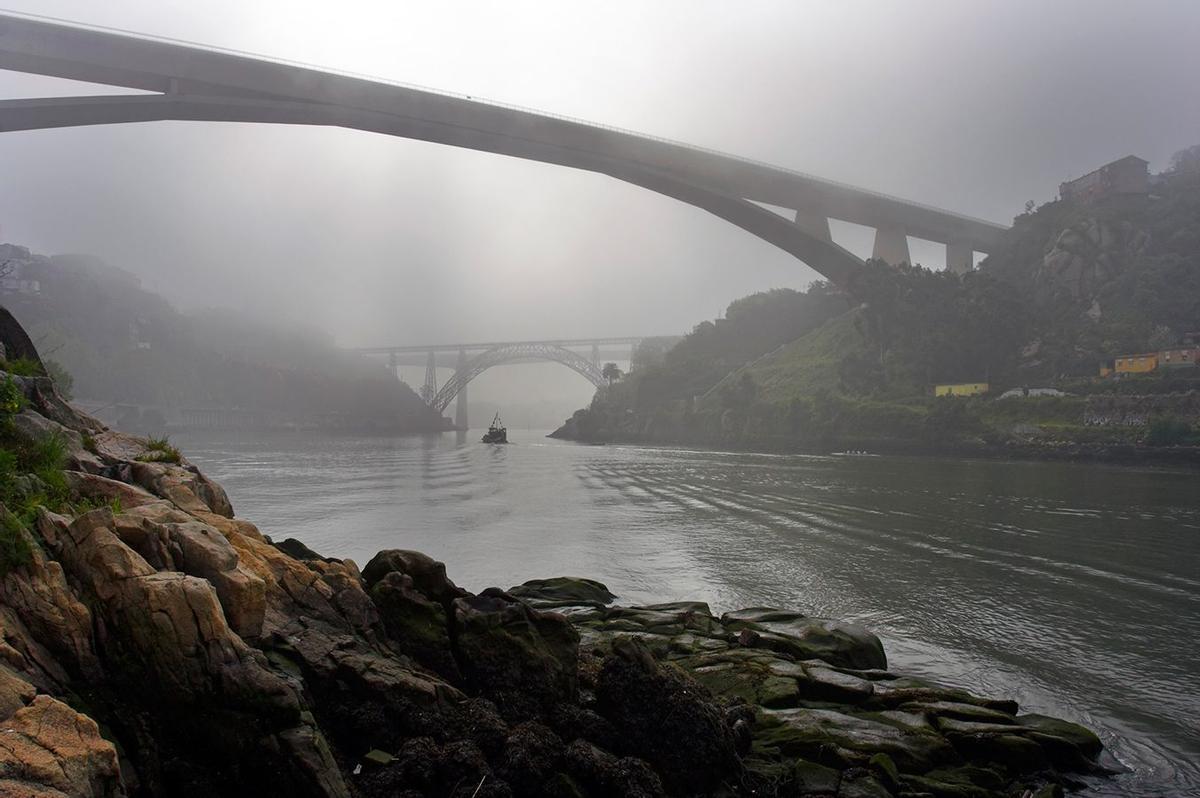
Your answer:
[353,337,647,428]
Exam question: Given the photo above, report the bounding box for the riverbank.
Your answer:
[548,420,1200,469]
[0,329,1119,795]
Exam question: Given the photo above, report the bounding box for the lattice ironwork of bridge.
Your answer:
[352,337,649,427]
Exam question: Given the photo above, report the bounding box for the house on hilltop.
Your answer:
[1059,155,1149,204]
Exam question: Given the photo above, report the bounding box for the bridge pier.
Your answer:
[872,225,911,265]
[945,240,974,274]
[454,349,468,430]
[420,351,438,404]
[793,209,832,242]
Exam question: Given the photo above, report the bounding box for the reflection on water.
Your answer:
[174,429,1200,797]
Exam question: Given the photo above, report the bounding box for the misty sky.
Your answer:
[1,0,1198,406]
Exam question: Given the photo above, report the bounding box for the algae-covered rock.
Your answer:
[370,570,460,681]
[722,608,887,671]
[452,588,580,720]
[757,707,960,772]
[595,636,741,793]
[507,577,617,608]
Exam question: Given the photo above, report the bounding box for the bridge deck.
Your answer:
[0,9,1007,253]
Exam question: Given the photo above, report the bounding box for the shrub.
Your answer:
[1144,416,1197,446]
[0,357,43,377]
[0,376,23,418]
[137,436,182,464]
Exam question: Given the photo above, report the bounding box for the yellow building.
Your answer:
[1114,354,1157,374]
[934,382,989,397]
[1099,365,1113,377]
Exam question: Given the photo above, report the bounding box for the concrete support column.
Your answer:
[793,209,832,242]
[454,349,468,430]
[387,351,398,381]
[945,241,974,274]
[591,343,599,368]
[629,342,637,374]
[872,225,910,265]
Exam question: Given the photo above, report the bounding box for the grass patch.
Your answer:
[0,376,24,418]
[0,357,44,377]
[0,511,32,577]
[137,436,182,464]
[0,374,84,569]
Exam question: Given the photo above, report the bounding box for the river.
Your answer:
[173,428,1200,797]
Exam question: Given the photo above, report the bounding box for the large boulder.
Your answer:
[0,524,100,689]
[110,503,266,639]
[507,577,617,609]
[755,707,960,773]
[35,508,348,797]
[369,570,460,681]
[722,608,887,670]
[452,589,579,720]
[363,549,466,607]
[0,694,123,798]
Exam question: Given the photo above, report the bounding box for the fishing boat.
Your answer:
[481,412,508,444]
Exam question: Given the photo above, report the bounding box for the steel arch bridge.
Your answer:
[429,342,606,413]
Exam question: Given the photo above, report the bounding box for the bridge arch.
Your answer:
[430,343,606,413]
[0,12,1007,287]
[0,92,866,286]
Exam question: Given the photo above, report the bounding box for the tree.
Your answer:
[601,362,623,386]
[1168,144,1200,175]
[44,359,74,400]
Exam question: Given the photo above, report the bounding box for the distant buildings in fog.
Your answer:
[1059,155,1149,204]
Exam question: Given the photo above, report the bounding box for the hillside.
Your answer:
[708,309,869,406]
[553,154,1200,460]
[0,244,442,433]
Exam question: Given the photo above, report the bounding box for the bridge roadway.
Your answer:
[0,10,1008,281]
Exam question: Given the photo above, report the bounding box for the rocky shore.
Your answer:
[1,328,1115,796]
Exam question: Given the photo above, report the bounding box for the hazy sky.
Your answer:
[1,0,1198,405]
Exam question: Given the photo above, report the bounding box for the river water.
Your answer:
[173,429,1200,797]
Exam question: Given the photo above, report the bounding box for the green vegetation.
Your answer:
[558,158,1200,455]
[0,510,32,577]
[0,380,69,574]
[1,375,25,416]
[1145,416,1199,446]
[0,354,75,399]
[0,356,43,377]
[137,436,182,464]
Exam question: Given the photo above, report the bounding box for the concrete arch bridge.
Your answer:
[0,11,1009,285]
[354,337,645,429]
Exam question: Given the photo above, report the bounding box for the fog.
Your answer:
[2,0,1198,408]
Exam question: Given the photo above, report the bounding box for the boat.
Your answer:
[481,412,508,444]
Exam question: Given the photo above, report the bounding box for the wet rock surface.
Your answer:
[0,326,1113,797]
